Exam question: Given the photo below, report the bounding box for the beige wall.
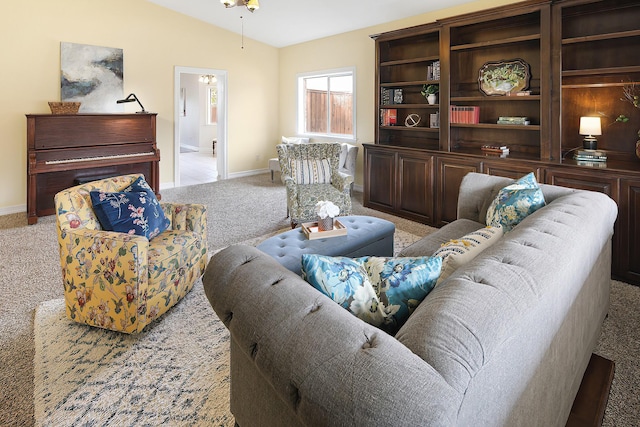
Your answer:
[0,0,279,214]
[1,0,522,214]
[278,0,523,189]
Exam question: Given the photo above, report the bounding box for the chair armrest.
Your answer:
[281,175,299,198]
[342,143,358,176]
[161,203,207,235]
[58,228,150,332]
[331,171,353,192]
[59,228,148,273]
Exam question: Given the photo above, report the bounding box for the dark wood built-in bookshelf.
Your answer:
[365,0,640,285]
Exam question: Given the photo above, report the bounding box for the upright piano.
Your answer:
[26,113,160,224]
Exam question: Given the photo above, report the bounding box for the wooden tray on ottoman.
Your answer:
[302,219,347,240]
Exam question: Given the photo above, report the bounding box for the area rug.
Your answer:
[33,229,423,426]
[33,284,233,427]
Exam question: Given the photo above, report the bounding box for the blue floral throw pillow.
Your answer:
[486,172,546,232]
[301,255,388,326]
[362,256,442,330]
[90,177,169,240]
[301,254,441,332]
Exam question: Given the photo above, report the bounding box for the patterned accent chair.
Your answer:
[54,174,208,334]
[277,142,353,227]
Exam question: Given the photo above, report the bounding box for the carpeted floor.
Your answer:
[31,228,424,426]
[0,174,432,427]
[0,173,638,426]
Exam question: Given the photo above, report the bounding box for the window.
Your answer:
[297,68,355,139]
[207,86,218,125]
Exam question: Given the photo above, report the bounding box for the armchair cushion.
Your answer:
[290,158,332,184]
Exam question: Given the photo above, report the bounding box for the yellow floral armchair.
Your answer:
[54,174,208,333]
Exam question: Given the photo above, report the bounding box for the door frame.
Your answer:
[173,66,229,186]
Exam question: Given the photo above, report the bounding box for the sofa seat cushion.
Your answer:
[293,183,350,221]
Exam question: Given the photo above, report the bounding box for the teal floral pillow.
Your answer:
[486,172,546,232]
[301,254,442,332]
[301,255,387,326]
[362,256,442,330]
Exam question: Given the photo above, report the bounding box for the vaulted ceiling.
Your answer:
[146,0,480,48]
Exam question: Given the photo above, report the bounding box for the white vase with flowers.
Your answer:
[315,200,340,231]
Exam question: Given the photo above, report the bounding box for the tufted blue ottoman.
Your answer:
[256,215,395,276]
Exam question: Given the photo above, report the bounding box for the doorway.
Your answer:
[173,66,228,187]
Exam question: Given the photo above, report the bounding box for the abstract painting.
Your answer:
[60,42,123,113]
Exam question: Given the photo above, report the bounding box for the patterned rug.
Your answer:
[33,229,423,426]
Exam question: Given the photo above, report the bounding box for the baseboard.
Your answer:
[0,204,26,216]
[566,353,615,427]
[228,168,269,179]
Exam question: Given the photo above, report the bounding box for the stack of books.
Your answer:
[381,88,403,105]
[427,60,440,80]
[497,116,530,125]
[481,145,510,157]
[573,149,607,162]
[450,106,480,124]
[429,112,440,129]
[380,109,397,126]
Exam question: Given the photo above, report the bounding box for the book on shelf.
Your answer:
[481,145,510,155]
[429,112,440,129]
[450,106,480,124]
[381,88,403,105]
[497,116,530,125]
[575,160,608,168]
[427,60,440,81]
[573,149,607,162]
[380,108,397,126]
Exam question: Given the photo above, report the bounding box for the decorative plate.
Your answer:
[478,59,531,96]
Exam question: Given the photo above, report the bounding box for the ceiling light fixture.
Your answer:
[220,0,259,13]
[199,75,217,85]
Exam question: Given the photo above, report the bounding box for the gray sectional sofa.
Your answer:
[203,172,618,426]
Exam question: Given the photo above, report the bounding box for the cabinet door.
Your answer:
[620,179,640,285]
[483,161,542,181]
[397,152,434,224]
[364,147,396,212]
[545,168,620,279]
[436,156,482,226]
[545,169,619,200]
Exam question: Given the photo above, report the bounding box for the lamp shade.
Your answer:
[221,0,236,7]
[246,0,259,11]
[579,116,602,136]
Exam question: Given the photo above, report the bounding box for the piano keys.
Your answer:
[26,113,160,224]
